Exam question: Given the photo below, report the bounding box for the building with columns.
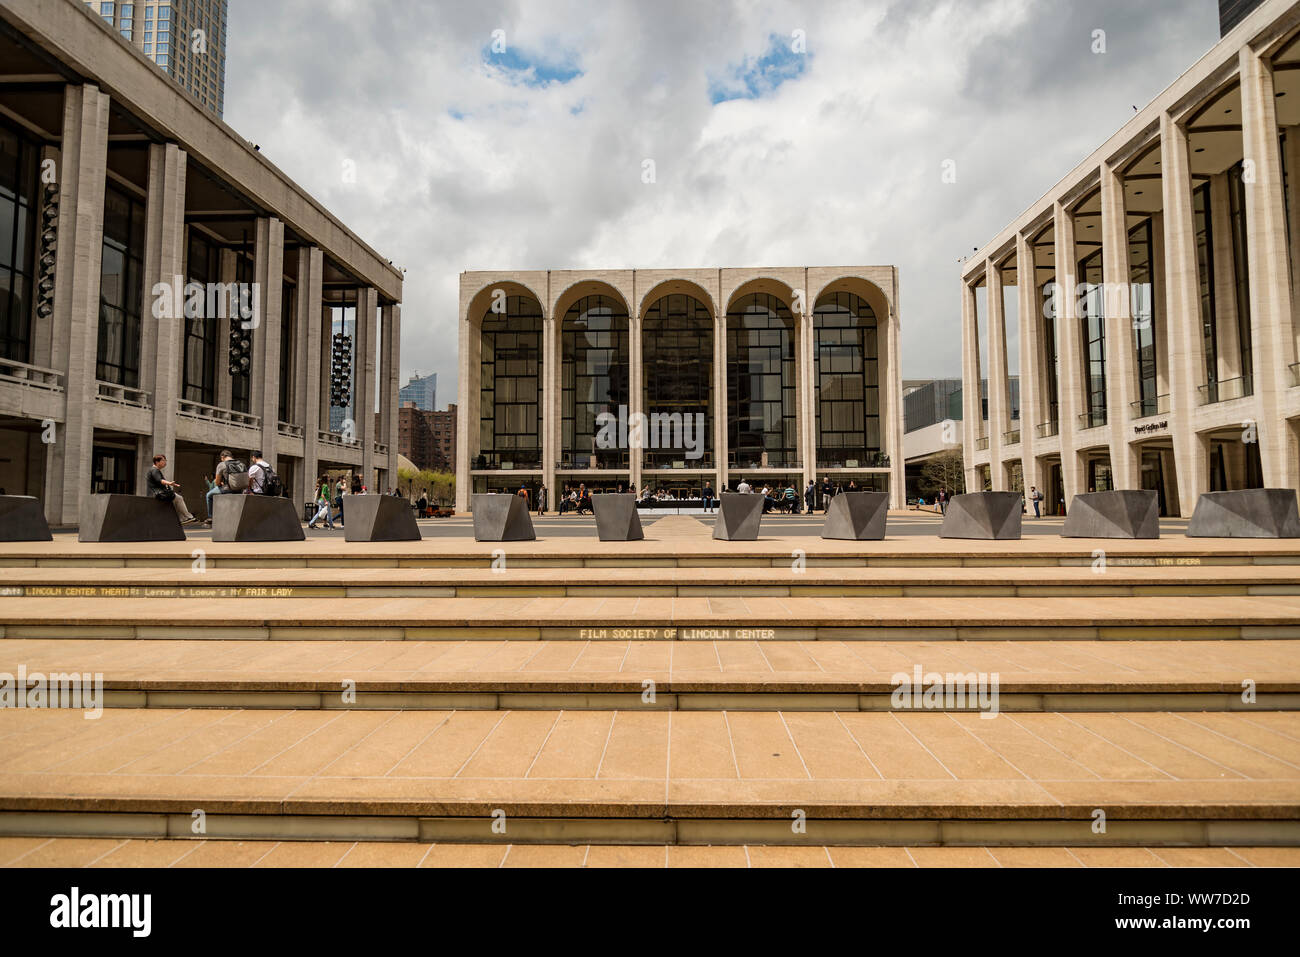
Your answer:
[0,0,402,524]
[456,267,905,512]
[960,0,1300,517]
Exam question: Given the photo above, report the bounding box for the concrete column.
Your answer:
[47,84,110,525]
[215,247,236,410]
[1100,160,1140,489]
[985,259,1009,489]
[455,308,474,512]
[1053,200,1085,504]
[135,141,187,497]
[355,286,377,488]
[294,246,323,503]
[252,217,284,464]
[714,308,727,489]
[1015,233,1043,495]
[1161,112,1211,515]
[1240,45,1299,490]
[1151,212,1171,397]
[885,296,906,508]
[1209,174,1243,383]
[800,273,818,491]
[381,303,401,484]
[1286,130,1300,355]
[628,300,643,493]
[960,278,981,492]
[541,312,557,499]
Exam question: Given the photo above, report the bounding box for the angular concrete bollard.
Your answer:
[821,491,889,541]
[0,495,53,542]
[79,494,185,543]
[472,493,536,542]
[592,493,644,542]
[212,494,306,542]
[342,494,421,542]
[712,493,764,541]
[1186,489,1300,539]
[940,491,1023,540]
[1062,489,1160,539]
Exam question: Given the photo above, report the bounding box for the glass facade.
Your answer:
[230,251,252,412]
[1077,248,1107,427]
[561,295,629,469]
[183,230,219,404]
[726,293,796,468]
[1227,161,1254,393]
[1194,182,1218,389]
[642,293,713,468]
[0,119,37,363]
[1129,219,1159,415]
[478,295,542,469]
[1040,262,1060,429]
[96,184,146,387]
[278,279,294,423]
[813,291,880,467]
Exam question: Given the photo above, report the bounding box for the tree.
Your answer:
[919,450,966,500]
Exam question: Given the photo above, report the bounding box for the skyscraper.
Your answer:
[82,1,227,117]
[399,373,438,411]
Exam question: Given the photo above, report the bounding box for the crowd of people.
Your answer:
[496,477,894,516]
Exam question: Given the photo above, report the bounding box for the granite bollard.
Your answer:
[712,493,764,541]
[1062,490,1160,539]
[472,493,536,542]
[821,491,889,541]
[79,494,185,543]
[592,493,644,542]
[212,494,305,542]
[940,491,1022,540]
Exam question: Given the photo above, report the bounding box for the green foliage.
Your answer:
[918,449,966,500]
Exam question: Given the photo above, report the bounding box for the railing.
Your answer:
[374,442,389,456]
[0,358,64,393]
[176,398,259,429]
[278,421,304,439]
[97,381,151,408]
[816,453,891,469]
[1077,410,1107,430]
[1130,394,1171,418]
[727,457,803,470]
[317,430,357,449]
[974,436,989,451]
[470,452,543,470]
[557,453,631,470]
[1002,429,1021,446]
[1198,375,1253,405]
[1036,420,1059,439]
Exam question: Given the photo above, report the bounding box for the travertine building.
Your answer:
[457,268,905,511]
[961,0,1300,515]
[0,0,402,523]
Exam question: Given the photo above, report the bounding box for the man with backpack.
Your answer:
[204,449,246,524]
[246,451,283,497]
[1029,485,1043,518]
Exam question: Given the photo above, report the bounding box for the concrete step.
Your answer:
[3,638,1297,712]
[5,837,1295,868]
[2,593,1299,640]
[4,564,1299,598]
[1,708,1297,847]
[3,537,1298,569]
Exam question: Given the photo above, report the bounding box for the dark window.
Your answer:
[642,293,713,468]
[479,295,542,468]
[726,293,796,468]
[814,291,879,467]
[1129,219,1159,415]
[279,279,295,423]
[1194,182,1219,393]
[1040,265,1060,429]
[1227,162,1254,393]
[97,184,146,387]
[183,231,219,404]
[0,119,37,363]
[229,251,252,412]
[562,295,629,468]
[1078,248,1107,427]
[91,445,136,495]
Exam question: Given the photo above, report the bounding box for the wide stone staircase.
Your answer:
[1,514,1298,867]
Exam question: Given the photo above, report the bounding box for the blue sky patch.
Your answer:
[709,33,808,104]
[482,44,583,88]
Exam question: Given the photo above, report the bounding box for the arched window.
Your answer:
[642,293,712,468]
[814,291,879,467]
[478,294,543,469]
[562,295,629,468]
[726,293,796,468]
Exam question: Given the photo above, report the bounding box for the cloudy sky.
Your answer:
[224,0,1221,404]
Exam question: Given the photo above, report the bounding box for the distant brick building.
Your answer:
[398,402,457,472]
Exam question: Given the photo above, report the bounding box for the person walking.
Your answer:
[937,487,949,515]
[804,481,815,514]
[146,454,197,525]
[1029,485,1042,518]
[308,477,335,529]
[334,476,347,526]
[820,477,833,511]
[538,483,549,515]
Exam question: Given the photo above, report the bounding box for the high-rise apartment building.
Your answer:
[83,1,227,116]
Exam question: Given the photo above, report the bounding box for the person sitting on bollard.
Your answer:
[146,454,197,525]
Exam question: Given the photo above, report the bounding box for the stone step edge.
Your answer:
[6,625,1300,641]
[58,689,1300,712]
[1,810,1297,848]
